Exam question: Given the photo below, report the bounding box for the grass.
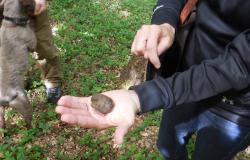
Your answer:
[5,0,248,159]
[0,0,167,159]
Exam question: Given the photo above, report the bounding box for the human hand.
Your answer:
[34,0,46,15]
[56,90,141,145]
[131,23,175,69]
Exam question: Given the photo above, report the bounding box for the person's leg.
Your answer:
[192,110,250,160]
[33,10,62,103]
[157,103,202,160]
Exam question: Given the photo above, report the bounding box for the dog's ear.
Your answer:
[19,0,35,16]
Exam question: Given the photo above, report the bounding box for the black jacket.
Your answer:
[132,0,250,126]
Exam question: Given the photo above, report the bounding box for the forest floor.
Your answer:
[0,0,249,159]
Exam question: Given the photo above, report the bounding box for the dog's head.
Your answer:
[0,0,35,17]
[19,0,35,16]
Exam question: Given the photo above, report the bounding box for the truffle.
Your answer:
[91,94,114,114]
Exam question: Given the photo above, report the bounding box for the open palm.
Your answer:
[56,89,140,145]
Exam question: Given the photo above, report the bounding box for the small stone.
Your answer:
[91,94,114,114]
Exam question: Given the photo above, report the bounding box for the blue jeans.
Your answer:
[157,103,250,160]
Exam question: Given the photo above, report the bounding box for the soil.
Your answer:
[118,55,147,89]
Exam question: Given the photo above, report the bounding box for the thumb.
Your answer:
[114,125,130,145]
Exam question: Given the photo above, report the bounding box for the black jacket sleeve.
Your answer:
[131,30,250,113]
[151,0,186,29]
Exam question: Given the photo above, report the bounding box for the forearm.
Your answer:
[132,30,250,113]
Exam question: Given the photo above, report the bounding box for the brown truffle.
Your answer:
[91,94,114,114]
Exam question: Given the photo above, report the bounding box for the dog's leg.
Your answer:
[9,92,32,128]
[0,106,4,128]
[0,105,5,140]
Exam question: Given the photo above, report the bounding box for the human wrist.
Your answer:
[128,90,141,114]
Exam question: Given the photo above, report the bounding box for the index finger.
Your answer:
[57,95,90,109]
[146,26,160,58]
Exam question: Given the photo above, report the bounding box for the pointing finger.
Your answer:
[146,25,161,68]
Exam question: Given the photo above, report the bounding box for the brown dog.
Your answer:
[0,0,36,128]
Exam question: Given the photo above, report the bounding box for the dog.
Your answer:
[0,0,36,128]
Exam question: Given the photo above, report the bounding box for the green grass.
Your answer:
[0,0,168,159]
[0,0,215,159]
[49,0,157,95]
